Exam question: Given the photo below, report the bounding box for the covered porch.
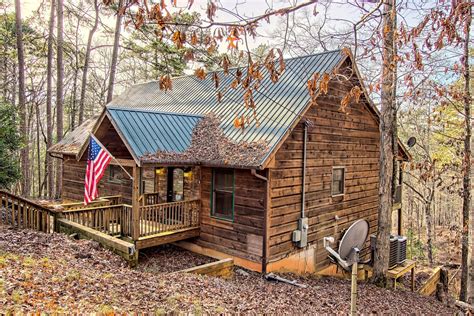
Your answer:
[59,160,202,253]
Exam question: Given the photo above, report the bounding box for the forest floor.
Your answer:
[0,225,460,314]
[406,226,463,295]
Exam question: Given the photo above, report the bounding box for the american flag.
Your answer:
[84,136,112,205]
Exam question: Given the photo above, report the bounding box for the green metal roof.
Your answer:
[107,107,203,159]
[107,50,348,167]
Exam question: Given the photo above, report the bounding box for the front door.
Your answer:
[166,167,184,202]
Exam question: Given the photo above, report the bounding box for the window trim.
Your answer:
[210,168,235,221]
[108,165,123,184]
[331,166,345,197]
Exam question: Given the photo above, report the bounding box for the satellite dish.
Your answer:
[407,137,417,148]
[338,219,369,260]
[323,219,370,271]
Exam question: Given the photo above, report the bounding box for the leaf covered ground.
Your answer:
[0,226,459,314]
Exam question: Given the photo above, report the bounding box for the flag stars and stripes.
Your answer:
[84,136,112,205]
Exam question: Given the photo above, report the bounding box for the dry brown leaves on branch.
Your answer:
[141,113,268,167]
[159,74,172,91]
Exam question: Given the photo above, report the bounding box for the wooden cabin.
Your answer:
[49,49,410,273]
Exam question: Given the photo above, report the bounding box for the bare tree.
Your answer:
[372,0,397,285]
[56,0,64,198]
[106,0,123,103]
[46,0,55,198]
[14,0,30,196]
[78,0,100,125]
[459,1,472,304]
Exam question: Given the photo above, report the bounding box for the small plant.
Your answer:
[97,304,115,315]
[6,254,19,262]
[40,257,51,268]
[193,299,203,316]
[22,257,35,267]
[154,307,166,315]
[65,270,81,282]
[0,256,6,268]
[214,306,225,314]
[11,290,24,304]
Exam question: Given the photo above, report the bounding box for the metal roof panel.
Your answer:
[107,50,347,166]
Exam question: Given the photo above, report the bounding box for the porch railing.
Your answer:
[139,192,162,206]
[62,204,133,238]
[138,199,200,238]
[61,195,122,210]
[1,189,200,242]
[0,190,58,233]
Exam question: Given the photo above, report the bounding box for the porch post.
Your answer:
[132,165,141,241]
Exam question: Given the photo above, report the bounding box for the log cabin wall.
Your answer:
[93,116,134,160]
[267,62,380,272]
[61,155,133,204]
[198,167,266,265]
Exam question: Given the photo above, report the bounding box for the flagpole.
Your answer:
[89,133,134,180]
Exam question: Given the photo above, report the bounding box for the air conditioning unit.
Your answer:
[370,234,400,269]
[396,236,407,264]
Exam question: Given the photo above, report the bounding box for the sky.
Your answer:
[18,0,369,52]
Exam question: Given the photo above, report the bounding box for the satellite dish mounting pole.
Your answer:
[350,249,360,316]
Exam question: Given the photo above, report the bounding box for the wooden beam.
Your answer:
[132,165,140,241]
[57,218,135,256]
[180,258,234,278]
[109,159,136,167]
[135,227,200,249]
[419,266,441,296]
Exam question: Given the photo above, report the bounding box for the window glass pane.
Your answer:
[332,168,344,195]
[212,169,234,220]
[333,169,343,181]
[173,168,184,201]
[109,165,122,183]
[215,170,233,191]
[214,191,233,218]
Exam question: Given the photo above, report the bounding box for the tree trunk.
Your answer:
[55,0,64,198]
[14,0,30,196]
[78,0,100,125]
[46,0,55,198]
[459,1,472,303]
[36,103,41,197]
[372,0,396,286]
[106,0,124,103]
[425,200,434,266]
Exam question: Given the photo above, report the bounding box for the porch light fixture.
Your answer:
[184,170,193,178]
[155,167,166,175]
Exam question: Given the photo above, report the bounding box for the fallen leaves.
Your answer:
[0,225,460,314]
[142,113,268,167]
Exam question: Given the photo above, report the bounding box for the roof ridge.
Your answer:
[115,49,344,88]
[107,106,204,118]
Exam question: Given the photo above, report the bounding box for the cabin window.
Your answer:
[172,168,184,201]
[109,165,122,183]
[211,169,234,221]
[332,167,345,196]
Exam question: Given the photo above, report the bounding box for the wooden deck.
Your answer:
[135,227,200,249]
[0,190,201,264]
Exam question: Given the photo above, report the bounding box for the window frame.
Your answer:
[331,166,345,197]
[108,165,123,184]
[210,168,235,221]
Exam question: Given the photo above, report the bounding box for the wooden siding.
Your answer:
[62,155,133,204]
[94,116,133,160]
[268,63,380,271]
[198,167,266,263]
